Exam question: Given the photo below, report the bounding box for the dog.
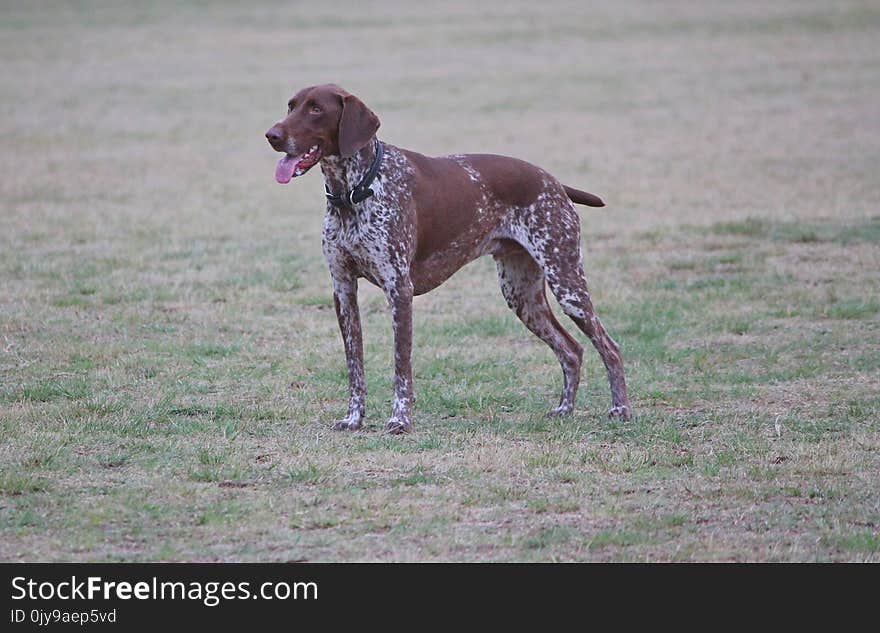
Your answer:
[266,84,630,433]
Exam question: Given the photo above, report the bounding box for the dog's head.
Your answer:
[265,84,380,184]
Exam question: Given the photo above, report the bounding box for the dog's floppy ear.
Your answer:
[338,94,380,158]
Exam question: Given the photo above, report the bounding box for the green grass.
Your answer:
[823,531,880,554]
[0,473,50,496]
[824,298,880,320]
[8,378,93,403]
[1,0,878,562]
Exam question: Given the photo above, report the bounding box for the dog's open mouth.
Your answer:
[275,145,322,183]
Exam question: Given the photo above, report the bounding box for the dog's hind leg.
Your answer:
[517,201,631,420]
[493,241,583,416]
[543,250,631,420]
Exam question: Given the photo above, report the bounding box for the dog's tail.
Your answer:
[563,185,605,207]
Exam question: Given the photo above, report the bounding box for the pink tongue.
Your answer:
[275,154,298,184]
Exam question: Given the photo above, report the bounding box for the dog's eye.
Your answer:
[310,105,322,115]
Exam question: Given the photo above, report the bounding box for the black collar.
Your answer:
[324,139,384,209]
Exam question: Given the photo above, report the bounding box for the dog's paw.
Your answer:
[384,417,413,435]
[332,415,363,431]
[607,405,632,421]
[546,404,574,418]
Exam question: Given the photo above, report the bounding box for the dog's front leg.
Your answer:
[331,276,366,430]
[385,278,414,434]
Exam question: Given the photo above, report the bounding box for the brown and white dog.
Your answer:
[266,84,630,433]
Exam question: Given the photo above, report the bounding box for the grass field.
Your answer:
[1,0,878,561]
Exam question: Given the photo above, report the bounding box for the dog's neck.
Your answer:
[320,138,378,196]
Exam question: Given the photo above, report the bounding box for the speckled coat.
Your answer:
[266,84,630,433]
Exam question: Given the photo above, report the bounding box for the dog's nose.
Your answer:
[265,127,283,146]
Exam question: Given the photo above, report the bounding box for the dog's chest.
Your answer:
[320,148,414,285]
[322,199,401,283]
